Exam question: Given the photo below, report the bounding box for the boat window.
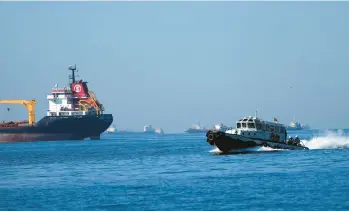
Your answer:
[72,112,83,116]
[242,123,246,128]
[237,123,241,128]
[248,123,255,128]
[280,127,285,133]
[266,124,273,132]
[243,119,248,121]
[59,112,69,116]
[248,119,254,122]
[275,126,279,133]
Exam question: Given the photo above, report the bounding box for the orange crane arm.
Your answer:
[0,100,36,125]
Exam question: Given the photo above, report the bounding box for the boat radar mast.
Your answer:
[68,64,77,84]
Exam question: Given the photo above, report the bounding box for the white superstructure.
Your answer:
[46,65,103,117]
[106,125,116,133]
[144,125,164,134]
[144,125,155,132]
[214,123,229,132]
[225,116,287,142]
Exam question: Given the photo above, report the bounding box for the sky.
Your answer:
[0,2,348,133]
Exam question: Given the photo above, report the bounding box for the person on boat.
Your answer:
[294,135,300,145]
[287,136,293,145]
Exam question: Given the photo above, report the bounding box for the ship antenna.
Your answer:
[68,64,77,84]
[255,110,258,118]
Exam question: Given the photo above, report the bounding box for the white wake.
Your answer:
[209,145,285,154]
[303,130,349,149]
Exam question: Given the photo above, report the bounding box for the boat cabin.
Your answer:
[226,116,287,142]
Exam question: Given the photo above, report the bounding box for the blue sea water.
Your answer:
[0,129,348,211]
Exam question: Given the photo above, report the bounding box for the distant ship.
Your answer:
[185,123,210,133]
[144,125,164,135]
[286,117,310,131]
[106,125,116,133]
[213,123,230,132]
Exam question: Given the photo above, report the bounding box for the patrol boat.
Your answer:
[206,115,309,153]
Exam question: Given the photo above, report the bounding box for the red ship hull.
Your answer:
[0,133,76,143]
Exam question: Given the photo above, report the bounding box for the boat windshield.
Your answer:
[247,123,255,128]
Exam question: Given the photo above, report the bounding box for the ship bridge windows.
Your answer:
[50,112,57,116]
[59,112,69,116]
[71,112,83,115]
[52,98,62,104]
[242,123,246,128]
[247,123,255,128]
[237,123,241,128]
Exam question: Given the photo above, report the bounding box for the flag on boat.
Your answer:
[274,118,278,123]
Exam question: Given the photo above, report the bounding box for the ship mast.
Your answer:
[68,64,77,84]
[68,64,78,109]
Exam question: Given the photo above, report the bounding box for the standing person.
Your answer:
[287,136,293,145]
[295,135,300,145]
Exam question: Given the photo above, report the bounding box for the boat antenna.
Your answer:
[68,64,77,84]
[255,110,258,118]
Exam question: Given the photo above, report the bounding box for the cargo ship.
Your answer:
[213,123,230,132]
[185,123,210,133]
[144,125,164,135]
[0,65,113,142]
[106,125,116,133]
[286,117,310,131]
